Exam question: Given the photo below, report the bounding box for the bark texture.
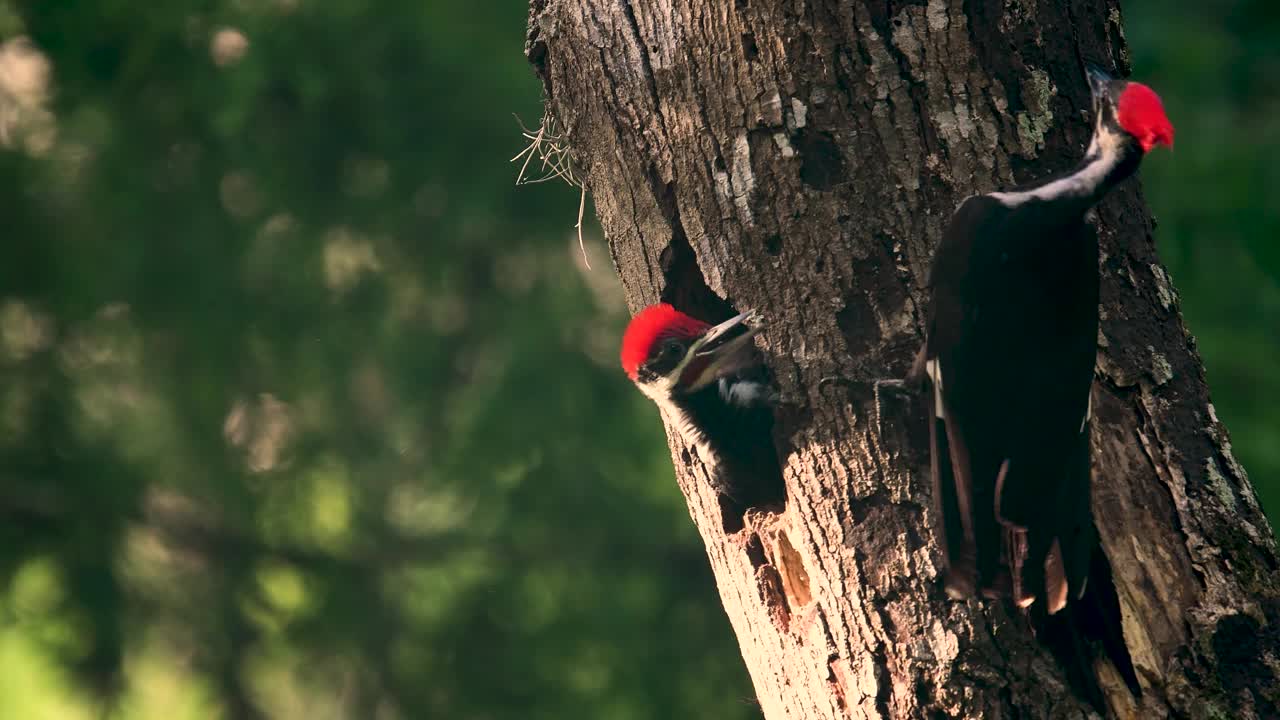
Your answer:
[525,1,1280,718]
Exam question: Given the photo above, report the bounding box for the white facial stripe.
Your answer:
[683,353,726,392]
[989,126,1124,208]
[641,334,707,397]
[651,395,716,464]
[679,328,761,392]
[637,378,676,404]
[665,345,699,389]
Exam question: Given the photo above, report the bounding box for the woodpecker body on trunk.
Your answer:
[923,189,1105,610]
[914,64,1173,704]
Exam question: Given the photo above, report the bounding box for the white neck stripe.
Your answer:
[988,127,1124,208]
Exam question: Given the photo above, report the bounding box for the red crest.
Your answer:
[619,304,709,379]
[1117,82,1175,153]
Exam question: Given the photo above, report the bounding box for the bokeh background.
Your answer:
[0,1,1274,717]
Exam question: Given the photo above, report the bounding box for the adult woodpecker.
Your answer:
[914,64,1174,614]
[620,304,779,505]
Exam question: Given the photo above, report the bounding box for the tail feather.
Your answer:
[922,363,1138,710]
[1044,540,1070,614]
[931,411,977,597]
[1061,426,1098,600]
[1033,549,1141,715]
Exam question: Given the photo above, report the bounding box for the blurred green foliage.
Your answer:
[0,0,1273,717]
[1128,1,1280,482]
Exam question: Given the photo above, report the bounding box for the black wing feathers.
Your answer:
[923,193,1100,608]
[930,413,975,596]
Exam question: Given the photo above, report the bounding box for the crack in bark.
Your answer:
[1122,384,1205,588]
[618,0,661,108]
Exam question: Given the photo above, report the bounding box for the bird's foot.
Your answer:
[815,375,920,439]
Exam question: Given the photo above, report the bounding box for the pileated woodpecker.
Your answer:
[620,304,779,505]
[914,64,1173,613]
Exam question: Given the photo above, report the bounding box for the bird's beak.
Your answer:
[678,310,763,391]
[1084,61,1116,105]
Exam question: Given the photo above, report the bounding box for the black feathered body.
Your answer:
[924,192,1101,602]
[916,133,1146,707]
[667,372,781,509]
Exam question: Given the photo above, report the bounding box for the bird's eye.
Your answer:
[661,339,684,358]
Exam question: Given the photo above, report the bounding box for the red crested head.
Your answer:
[1117,82,1174,153]
[620,304,709,380]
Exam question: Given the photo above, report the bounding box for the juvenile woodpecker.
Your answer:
[620,304,778,503]
[915,64,1174,613]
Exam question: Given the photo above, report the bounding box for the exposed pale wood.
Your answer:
[526,1,1280,717]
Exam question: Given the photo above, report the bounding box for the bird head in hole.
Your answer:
[620,304,762,402]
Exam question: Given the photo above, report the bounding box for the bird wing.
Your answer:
[920,195,1003,598]
[921,194,1098,611]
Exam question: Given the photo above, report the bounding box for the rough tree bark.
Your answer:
[525,1,1280,718]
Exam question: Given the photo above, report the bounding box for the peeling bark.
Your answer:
[525,1,1280,718]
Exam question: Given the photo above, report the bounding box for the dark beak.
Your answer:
[1084,61,1116,104]
[694,310,759,357]
[679,310,763,390]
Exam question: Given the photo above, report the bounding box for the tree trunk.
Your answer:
[524,1,1280,717]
